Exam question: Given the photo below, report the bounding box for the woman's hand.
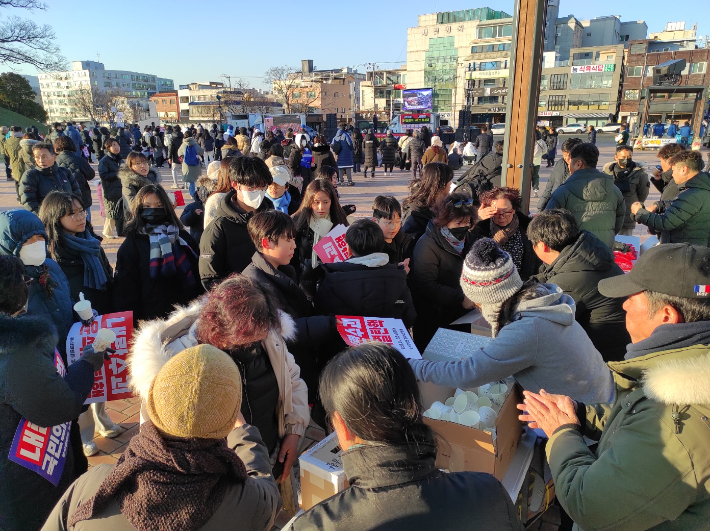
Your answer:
[233,411,247,429]
[477,206,497,221]
[462,296,476,310]
[277,433,301,483]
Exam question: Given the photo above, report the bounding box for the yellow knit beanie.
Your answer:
[146,344,242,439]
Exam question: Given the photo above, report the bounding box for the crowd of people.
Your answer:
[1,118,709,531]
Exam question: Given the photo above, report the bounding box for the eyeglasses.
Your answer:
[494,209,515,215]
[453,198,474,208]
[64,209,87,222]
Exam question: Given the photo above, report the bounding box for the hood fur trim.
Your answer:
[643,352,710,405]
[346,252,390,268]
[128,301,296,399]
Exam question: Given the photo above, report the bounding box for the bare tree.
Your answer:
[0,0,67,71]
[291,82,321,114]
[68,86,109,123]
[265,65,306,114]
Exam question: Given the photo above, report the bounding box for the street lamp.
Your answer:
[216,94,223,130]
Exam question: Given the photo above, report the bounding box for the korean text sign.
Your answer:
[8,351,70,485]
[313,225,349,264]
[66,311,134,404]
[336,316,421,359]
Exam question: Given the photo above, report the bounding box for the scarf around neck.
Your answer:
[268,190,291,213]
[62,229,108,290]
[490,214,519,247]
[309,215,333,265]
[68,421,248,531]
[141,224,197,287]
[440,226,465,254]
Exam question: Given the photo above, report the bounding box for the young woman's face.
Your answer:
[109,142,120,155]
[131,159,150,177]
[142,193,163,209]
[60,200,87,235]
[312,191,332,218]
[446,216,471,230]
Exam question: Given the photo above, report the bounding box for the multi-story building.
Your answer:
[358,67,407,123]
[619,24,710,127]
[37,61,173,122]
[178,82,283,125]
[150,92,179,123]
[537,44,625,128]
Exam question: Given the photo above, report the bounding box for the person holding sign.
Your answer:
[0,255,109,531]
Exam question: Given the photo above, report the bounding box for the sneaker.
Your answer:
[83,441,99,457]
[99,424,123,438]
[533,188,539,198]
[347,181,355,186]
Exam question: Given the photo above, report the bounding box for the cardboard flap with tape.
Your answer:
[299,433,349,511]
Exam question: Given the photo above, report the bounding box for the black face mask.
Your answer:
[227,341,263,365]
[450,227,469,240]
[618,158,632,168]
[141,207,168,226]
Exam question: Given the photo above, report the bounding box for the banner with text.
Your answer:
[313,225,349,264]
[66,311,134,404]
[336,316,421,359]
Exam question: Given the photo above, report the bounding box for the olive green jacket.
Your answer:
[547,344,710,531]
[3,135,21,181]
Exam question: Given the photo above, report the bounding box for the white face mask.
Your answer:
[19,240,46,267]
[241,189,266,209]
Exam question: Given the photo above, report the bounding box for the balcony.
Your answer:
[554,60,569,67]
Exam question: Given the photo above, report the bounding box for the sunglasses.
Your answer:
[454,198,474,208]
[23,274,33,286]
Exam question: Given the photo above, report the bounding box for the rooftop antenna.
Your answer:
[96,53,100,63]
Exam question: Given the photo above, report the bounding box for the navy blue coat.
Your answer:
[332,130,354,168]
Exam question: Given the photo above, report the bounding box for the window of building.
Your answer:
[476,24,512,39]
[122,74,129,79]
[627,66,643,77]
[538,98,547,109]
[170,99,175,105]
[624,89,640,100]
[547,95,566,111]
[333,92,338,97]
[570,72,614,89]
[103,81,112,88]
[550,74,568,90]
[629,43,647,55]
[307,91,316,98]
[567,93,610,110]
[690,62,707,74]
[483,79,497,87]
[293,92,301,98]
[478,96,499,105]
[540,75,548,90]
[470,43,511,53]
[586,32,591,36]
[179,96,189,103]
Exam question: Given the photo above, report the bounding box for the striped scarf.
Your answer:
[146,224,196,287]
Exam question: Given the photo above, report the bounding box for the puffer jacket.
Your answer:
[114,129,132,159]
[19,164,81,214]
[127,301,309,439]
[56,151,95,208]
[532,230,630,362]
[547,325,710,531]
[17,139,38,178]
[3,135,22,181]
[474,132,493,157]
[634,172,710,246]
[546,168,625,249]
[363,134,380,167]
[453,150,503,203]
[401,203,433,242]
[91,127,104,158]
[118,166,160,210]
[311,144,336,171]
[538,158,570,210]
[177,137,205,182]
[602,161,650,230]
[406,137,425,161]
[332,130,354,168]
[97,152,122,202]
[380,135,398,165]
[235,132,251,155]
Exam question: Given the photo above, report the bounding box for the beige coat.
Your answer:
[128,300,310,437]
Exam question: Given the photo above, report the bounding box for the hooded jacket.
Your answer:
[634,172,710,246]
[199,189,274,291]
[546,168,626,249]
[177,137,205,182]
[42,424,280,531]
[332,130,354,168]
[410,284,614,405]
[19,164,81,214]
[363,134,380,168]
[65,125,83,155]
[287,442,523,531]
[538,158,570,210]
[406,136,425,161]
[547,323,710,531]
[422,146,448,165]
[533,231,630,362]
[235,130,251,155]
[453,150,503,203]
[1,315,96,531]
[602,161,650,229]
[128,301,309,439]
[118,166,160,210]
[56,151,95,208]
[3,134,22,181]
[315,253,416,328]
[97,152,123,202]
[311,144,336,171]
[17,138,39,178]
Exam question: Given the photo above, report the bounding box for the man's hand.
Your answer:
[517,389,579,437]
[462,295,476,310]
[651,168,662,180]
[630,202,644,215]
[277,433,301,483]
[647,203,658,213]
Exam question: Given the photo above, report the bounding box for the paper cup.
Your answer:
[74,299,93,322]
[477,383,493,396]
[458,410,480,428]
[487,383,509,408]
[465,391,479,403]
[92,328,116,352]
[476,396,492,409]
[445,397,456,407]
[478,406,497,428]
[454,388,467,398]
[441,410,460,423]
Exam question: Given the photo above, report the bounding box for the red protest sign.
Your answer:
[313,225,350,264]
[336,316,421,359]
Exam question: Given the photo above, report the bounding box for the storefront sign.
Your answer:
[336,316,421,359]
[468,87,509,97]
[401,113,431,124]
[538,111,561,117]
[570,64,615,74]
[466,69,509,80]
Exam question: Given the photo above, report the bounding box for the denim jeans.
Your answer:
[188,181,196,199]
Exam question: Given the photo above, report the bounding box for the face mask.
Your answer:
[19,240,46,267]
[241,189,266,209]
[450,227,469,240]
[618,158,632,168]
[141,207,168,226]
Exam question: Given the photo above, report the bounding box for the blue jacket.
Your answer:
[667,124,677,137]
[65,125,83,156]
[653,123,665,136]
[679,125,692,138]
[0,210,74,350]
[333,130,354,168]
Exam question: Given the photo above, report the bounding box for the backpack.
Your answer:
[332,140,342,155]
[184,143,200,166]
[300,148,313,169]
[149,135,157,148]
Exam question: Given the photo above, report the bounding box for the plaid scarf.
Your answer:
[145,224,197,288]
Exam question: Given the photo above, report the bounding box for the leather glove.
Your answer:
[80,344,114,372]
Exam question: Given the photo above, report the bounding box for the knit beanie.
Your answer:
[146,345,242,439]
[206,161,221,181]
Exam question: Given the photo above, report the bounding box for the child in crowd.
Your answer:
[372,195,415,271]
[315,218,416,328]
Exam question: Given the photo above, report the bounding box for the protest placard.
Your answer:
[313,225,349,264]
[336,316,421,359]
[66,311,134,404]
[8,351,70,486]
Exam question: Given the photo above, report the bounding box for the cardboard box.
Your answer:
[299,433,349,511]
[422,327,493,362]
[419,380,523,481]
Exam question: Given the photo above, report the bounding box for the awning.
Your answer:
[565,112,610,118]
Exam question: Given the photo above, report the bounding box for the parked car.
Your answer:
[597,122,622,133]
[490,123,506,134]
[557,123,587,134]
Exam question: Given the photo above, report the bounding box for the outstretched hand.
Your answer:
[517,389,579,438]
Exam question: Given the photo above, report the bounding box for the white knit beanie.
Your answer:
[461,238,523,305]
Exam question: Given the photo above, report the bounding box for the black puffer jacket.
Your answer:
[406,137,425,161]
[56,151,95,208]
[650,168,680,202]
[401,203,433,243]
[199,189,274,290]
[532,230,631,362]
[409,220,475,351]
[19,164,81,214]
[380,135,398,165]
[453,150,502,203]
[383,229,416,264]
[97,152,122,202]
[315,253,416,328]
[474,132,493,157]
[115,129,132,159]
[363,134,380,167]
[602,161,650,230]
[288,443,523,531]
[311,144,336,171]
[92,127,104,158]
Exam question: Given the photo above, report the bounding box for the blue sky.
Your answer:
[4,0,708,90]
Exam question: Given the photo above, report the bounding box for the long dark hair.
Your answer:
[211,156,234,196]
[403,162,453,210]
[293,179,349,230]
[0,255,28,315]
[39,191,95,260]
[123,184,183,237]
[319,343,435,447]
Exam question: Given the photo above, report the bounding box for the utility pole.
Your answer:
[221,74,233,89]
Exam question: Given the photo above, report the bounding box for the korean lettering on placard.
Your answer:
[78,318,108,400]
[338,317,371,346]
[321,240,340,262]
[366,319,392,343]
[333,234,349,261]
[105,315,130,401]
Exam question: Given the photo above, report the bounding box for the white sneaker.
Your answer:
[83,442,99,457]
[99,424,123,438]
[533,188,539,198]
